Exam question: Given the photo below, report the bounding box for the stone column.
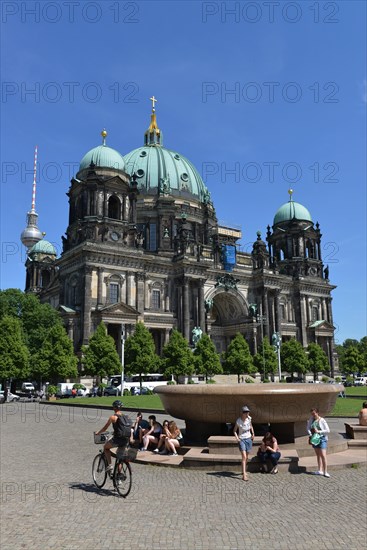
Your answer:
[97,267,103,307]
[263,289,269,337]
[198,280,205,332]
[136,273,145,313]
[164,328,170,345]
[67,319,74,344]
[165,281,170,312]
[300,295,308,346]
[274,290,281,336]
[127,272,135,308]
[82,266,93,345]
[183,277,190,341]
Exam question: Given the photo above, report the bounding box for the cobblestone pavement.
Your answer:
[1,403,366,550]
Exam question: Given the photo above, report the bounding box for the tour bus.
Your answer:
[107,373,172,392]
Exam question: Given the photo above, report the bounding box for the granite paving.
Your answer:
[0,403,366,550]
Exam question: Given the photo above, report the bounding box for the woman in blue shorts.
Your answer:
[234,405,255,481]
[307,407,330,478]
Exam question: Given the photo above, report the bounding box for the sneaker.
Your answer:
[171,452,178,456]
[313,471,323,476]
[324,472,330,478]
[139,448,147,452]
[271,468,278,475]
[153,448,159,453]
[106,465,113,472]
[159,449,168,455]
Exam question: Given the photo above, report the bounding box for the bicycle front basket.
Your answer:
[94,432,109,444]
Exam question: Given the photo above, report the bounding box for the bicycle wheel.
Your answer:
[92,453,107,488]
[113,460,132,497]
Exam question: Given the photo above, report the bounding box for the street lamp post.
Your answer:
[256,314,267,381]
[120,325,125,397]
[272,332,282,381]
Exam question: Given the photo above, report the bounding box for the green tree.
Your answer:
[34,323,78,383]
[124,322,160,391]
[194,334,222,382]
[307,343,330,380]
[0,289,63,379]
[358,337,367,370]
[82,322,121,382]
[0,315,30,385]
[222,333,255,383]
[253,336,277,380]
[341,346,364,377]
[161,329,194,383]
[280,339,309,379]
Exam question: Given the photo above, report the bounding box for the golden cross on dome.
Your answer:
[150,95,157,110]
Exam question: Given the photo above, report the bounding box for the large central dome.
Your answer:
[124,145,210,202]
[123,106,211,203]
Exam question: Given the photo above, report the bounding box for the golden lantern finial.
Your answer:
[101,128,107,145]
[288,188,294,200]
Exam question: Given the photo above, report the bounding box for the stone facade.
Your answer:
[23,110,337,374]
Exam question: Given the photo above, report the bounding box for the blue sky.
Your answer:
[1,1,366,344]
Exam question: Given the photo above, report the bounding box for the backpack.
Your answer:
[115,414,133,438]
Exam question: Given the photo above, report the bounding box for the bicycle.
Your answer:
[92,432,136,497]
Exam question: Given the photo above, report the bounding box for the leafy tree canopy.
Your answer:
[82,322,121,380]
[307,343,329,380]
[280,339,309,377]
[161,329,194,383]
[0,315,30,382]
[124,322,160,387]
[253,336,278,380]
[222,333,255,382]
[33,323,78,383]
[194,334,222,382]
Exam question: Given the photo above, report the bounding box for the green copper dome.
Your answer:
[124,145,211,203]
[79,144,125,172]
[273,199,312,225]
[29,239,57,257]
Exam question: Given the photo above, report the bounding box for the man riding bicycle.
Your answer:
[95,400,129,472]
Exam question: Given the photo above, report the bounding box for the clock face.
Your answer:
[110,232,119,242]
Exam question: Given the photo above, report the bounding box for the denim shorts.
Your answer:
[313,436,327,450]
[239,438,252,453]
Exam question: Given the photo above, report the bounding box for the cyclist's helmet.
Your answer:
[112,400,123,410]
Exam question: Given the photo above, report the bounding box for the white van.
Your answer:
[56,383,90,397]
[354,377,367,386]
[22,382,35,392]
[56,383,73,397]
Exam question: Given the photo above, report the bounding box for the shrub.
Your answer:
[245,377,255,384]
[47,385,58,396]
[167,380,176,385]
[206,378,216,384]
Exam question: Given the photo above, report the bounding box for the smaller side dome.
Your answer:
[79,145,125,172]
[29,239,57,257]
[78,130,125,173]
[273,191,312,225]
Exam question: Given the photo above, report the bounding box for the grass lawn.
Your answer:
[345,386,367,397]
[59,394,164,410]
[329,396,365,417]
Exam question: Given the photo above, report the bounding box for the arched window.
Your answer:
[108,195,120,220]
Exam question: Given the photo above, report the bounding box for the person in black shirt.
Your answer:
[95,400,128,471]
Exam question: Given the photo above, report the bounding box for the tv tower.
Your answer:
[20,146,43,250]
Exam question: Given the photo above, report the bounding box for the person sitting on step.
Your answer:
[257,431,281,474]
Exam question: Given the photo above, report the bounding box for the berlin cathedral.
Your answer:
[21,100,337,375]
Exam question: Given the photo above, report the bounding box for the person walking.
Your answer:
[307,407,330,478]
[234,405,254,481]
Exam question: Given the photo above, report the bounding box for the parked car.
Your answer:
[354,377,367,386]
[103,385,120,396]
[0,390,20,403]
[21,382,35,392]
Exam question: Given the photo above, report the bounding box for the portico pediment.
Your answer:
[97,302,139,316]
[308,320,335,332]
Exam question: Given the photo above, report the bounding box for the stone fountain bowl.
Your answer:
[154,383,343,425]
